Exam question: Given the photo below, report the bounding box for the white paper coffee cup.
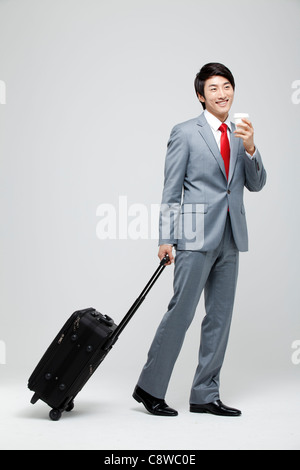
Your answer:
[233,113,249,127]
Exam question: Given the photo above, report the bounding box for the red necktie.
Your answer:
[219,123,230,179]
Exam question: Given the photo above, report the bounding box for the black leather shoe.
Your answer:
[133,386,178,416]
[190,400,241,417]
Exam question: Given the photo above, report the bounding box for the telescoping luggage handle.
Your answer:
[104,254,170,350]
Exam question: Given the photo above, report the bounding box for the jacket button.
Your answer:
[227,190,231,194]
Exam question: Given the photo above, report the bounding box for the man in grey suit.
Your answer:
[133,63,267,417]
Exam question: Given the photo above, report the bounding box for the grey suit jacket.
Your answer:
[159,113,267,252]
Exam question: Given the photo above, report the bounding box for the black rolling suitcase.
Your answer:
[28,255,169,420]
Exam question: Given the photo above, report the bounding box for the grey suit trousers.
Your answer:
[137,215,239,405]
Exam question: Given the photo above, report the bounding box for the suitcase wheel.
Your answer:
[49,409,62,421]
[49,401,74,421]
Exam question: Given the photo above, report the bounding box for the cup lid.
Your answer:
[233,113,249,118]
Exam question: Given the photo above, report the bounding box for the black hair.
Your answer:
[194,63,235,109]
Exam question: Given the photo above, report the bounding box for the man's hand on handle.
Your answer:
[158,244,174,266]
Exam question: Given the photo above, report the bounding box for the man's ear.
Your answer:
[197,93,205,104]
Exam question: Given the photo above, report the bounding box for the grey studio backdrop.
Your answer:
[0,0,299,407]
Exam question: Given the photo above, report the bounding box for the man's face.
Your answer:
[198,75,234,121]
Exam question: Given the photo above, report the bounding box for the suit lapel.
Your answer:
[228,123,239,185]
[197,114,239,185]
[196,113,227,181]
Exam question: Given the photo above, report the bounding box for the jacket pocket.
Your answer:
[181,203,208,214]
[179,204,206,248]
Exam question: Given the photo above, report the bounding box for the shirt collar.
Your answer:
[204,109,232,132]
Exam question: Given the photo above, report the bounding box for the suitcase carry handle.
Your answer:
[103,254,170,350]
